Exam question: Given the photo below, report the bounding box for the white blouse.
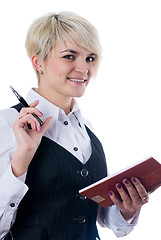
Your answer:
[0,88,139,239]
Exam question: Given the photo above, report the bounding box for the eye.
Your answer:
[86,56,96,63]
[63,55,75,60]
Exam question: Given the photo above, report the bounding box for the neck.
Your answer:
[37,87,73,115]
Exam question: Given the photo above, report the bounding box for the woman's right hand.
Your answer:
[11,100,53,177]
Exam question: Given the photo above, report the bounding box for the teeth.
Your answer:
[68,78,86,83]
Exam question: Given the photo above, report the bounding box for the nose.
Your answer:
[74,58,89,74]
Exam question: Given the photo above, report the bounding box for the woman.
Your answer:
[0,12,149,240]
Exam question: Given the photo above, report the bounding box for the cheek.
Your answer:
[59,62,74,74]
[89,66,95,78]
[48,63,72,78]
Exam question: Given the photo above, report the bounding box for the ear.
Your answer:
[31,54,43,72]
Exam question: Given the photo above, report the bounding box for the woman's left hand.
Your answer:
[109,177,149,221]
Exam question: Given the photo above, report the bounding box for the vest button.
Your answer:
[80,168,89,177]
[73,147,78,151]
[77,215,86,224]
[64,121,68,125]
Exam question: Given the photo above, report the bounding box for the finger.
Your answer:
[19,106,43,119]
[115,183,133,207]
[41,117,53,134]
[18,115,36,130]
[17,114,42,132]
[123,179,140,202]
[131,177,149,203]
[109,190,124,209]
[29,100,39,107]
[109,183,132,209]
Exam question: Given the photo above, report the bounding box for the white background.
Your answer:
[0,0,161,239]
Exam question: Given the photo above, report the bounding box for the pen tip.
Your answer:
[10,86,15,92]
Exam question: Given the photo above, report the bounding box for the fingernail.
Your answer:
[132,177,137,183]
[116,183,122,189]
[39,111,43,115]
[124,179,129,185]
[109,191,113,196]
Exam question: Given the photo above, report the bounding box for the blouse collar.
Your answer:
[26,88,84,141]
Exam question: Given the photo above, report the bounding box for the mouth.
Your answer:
[67,78,87,84]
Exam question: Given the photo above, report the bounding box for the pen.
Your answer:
[10,86,44,126]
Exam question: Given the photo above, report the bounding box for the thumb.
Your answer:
[41,117,53,134]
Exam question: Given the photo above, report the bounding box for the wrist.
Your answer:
[11,149,35,177]
[126,214,136,224]
[120,209,136,222]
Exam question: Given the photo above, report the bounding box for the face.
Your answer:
[37,40,96,103]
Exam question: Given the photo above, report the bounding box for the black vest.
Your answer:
[6,104,107,240]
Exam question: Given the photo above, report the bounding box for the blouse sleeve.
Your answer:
[97,205,140,237]
[0,109,28,239]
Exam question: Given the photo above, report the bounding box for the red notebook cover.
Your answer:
[79,157,161,208]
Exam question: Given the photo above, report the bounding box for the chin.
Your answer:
[73,91,86,98]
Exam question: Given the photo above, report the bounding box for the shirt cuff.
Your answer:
[0,163,28,209]
[17,171,27,182]
[104,205,140,237]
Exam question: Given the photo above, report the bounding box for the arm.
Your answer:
[0,165,28,239]
[0,112,28,239]
[11,101,52,177]
[0,101,52,239]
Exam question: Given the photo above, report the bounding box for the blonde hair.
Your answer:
[25,12,102,81]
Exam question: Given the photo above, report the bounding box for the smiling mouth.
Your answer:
[67,78,87,83]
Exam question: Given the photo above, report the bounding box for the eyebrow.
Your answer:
[60,49,78,54]
[60,49,96,56]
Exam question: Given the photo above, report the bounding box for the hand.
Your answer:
[109,177,149,221]
[11,100,53,177]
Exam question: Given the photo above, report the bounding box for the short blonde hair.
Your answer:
[25,12,102,81]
